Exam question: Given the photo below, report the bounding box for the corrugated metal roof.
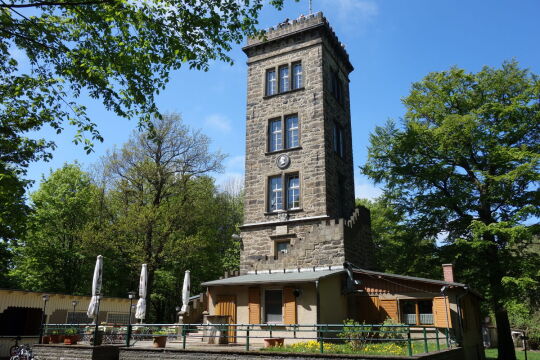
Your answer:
[201,269,344,286]
[352,268,467,288]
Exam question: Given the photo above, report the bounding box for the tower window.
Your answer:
[268,115,300,153]
[287,175,300,209]
[268,173,301,212]
[292,62,303,89]
[333,122,344,158]
[286,115,299,148]
[266,69,277,96]
[331,70,344,104]
[275,240,291,259]
[269,118,283,152]
[268,176,283,212]
[279,65,289,93]
[264,61,303,98]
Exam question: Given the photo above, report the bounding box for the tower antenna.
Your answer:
[309,0,312,14]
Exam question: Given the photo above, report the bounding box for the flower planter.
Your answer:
[152,335,167,348]
[50,334,60,343]
[64,335,79,345]
[263,338,284,348]
[41,335,51,344]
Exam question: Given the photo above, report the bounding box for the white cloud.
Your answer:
[204,113,232,133]
[355,181,383,200]
[321,0,378,29]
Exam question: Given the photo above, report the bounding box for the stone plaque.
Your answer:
[275,225,288,235]
[276,154,291,169]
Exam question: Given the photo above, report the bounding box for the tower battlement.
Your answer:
[244,12,353,72]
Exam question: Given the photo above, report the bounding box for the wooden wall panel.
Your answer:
[433,296,452,328]
[356,296,380,324]
[379,299,399,322]
[248,287,260,324]
[215,295,236,342]
[283,287,297,325]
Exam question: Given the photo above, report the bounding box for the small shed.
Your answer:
[0,288,132,357]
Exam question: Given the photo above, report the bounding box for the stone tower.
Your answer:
[239,12,373,274]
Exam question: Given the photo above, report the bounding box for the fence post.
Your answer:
[182,324,186,349]
[126,322,132,347]
[407,326,413,356]
[423,327,428,353]
[246,325,250,351]
[436,328,440,351]
[445,328,450,348]
[319,325,324,354]
[269,324,273,338]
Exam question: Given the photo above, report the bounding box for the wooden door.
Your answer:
[433,296,452,328]
[215,295,237,342]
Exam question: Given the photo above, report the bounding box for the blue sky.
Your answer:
[25,0,540,199]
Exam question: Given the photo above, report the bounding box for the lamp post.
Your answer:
[71,300,79,324]
[126,291,136,347]
[39,294,49,344]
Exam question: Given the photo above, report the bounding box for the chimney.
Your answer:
[442,264,454,283]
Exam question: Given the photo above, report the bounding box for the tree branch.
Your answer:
[1,0,112,8]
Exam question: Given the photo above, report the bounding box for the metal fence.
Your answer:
[44,323,454,356]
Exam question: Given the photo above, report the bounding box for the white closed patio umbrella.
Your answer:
[135,264,147,321]
[181,270,190,314]
[87,255,103,319]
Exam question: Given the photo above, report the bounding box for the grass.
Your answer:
[262,340,450,356]
[485,348,540,360]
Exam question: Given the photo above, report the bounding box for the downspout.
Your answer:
[315,280,320,324]
[441,286,452,345]
[455,286,470,347]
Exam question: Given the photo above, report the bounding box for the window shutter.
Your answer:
[433,297,452,328]
[248,287,261,324]
[379,299,399,322]
[283,287,297,325]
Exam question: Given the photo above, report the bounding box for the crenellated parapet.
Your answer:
[243,11,353,72]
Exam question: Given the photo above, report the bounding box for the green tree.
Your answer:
[356,198,440,279]
[11,163,98,293]
[99,113,226,321]
[362,60,539,360]
[0,0,288,241]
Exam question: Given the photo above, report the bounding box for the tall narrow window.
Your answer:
[265,290,283,323]
[266,69,276,96]
[268,176,283,212]
[286,115,299,148]
[287,175,300,209]
[292,62,302,89]
[269,118,282,152]
[333,122,344,158]
[279,65,289,93]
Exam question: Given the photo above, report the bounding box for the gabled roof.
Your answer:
[352,268,467,288]
[201,269,343,286]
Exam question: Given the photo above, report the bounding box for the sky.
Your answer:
[24,0,540,199]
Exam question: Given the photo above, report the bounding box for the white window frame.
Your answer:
[279,65,289,93]
[268,176,283,212]
[292,62,303,89]
[266,69,277,96]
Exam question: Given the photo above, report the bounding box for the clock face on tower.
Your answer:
[276,154,291,169]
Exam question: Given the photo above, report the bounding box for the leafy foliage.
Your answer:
[11,163,97,293]
[356,198,440,279]
[362,60,539,360]
[0,0,288,243]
